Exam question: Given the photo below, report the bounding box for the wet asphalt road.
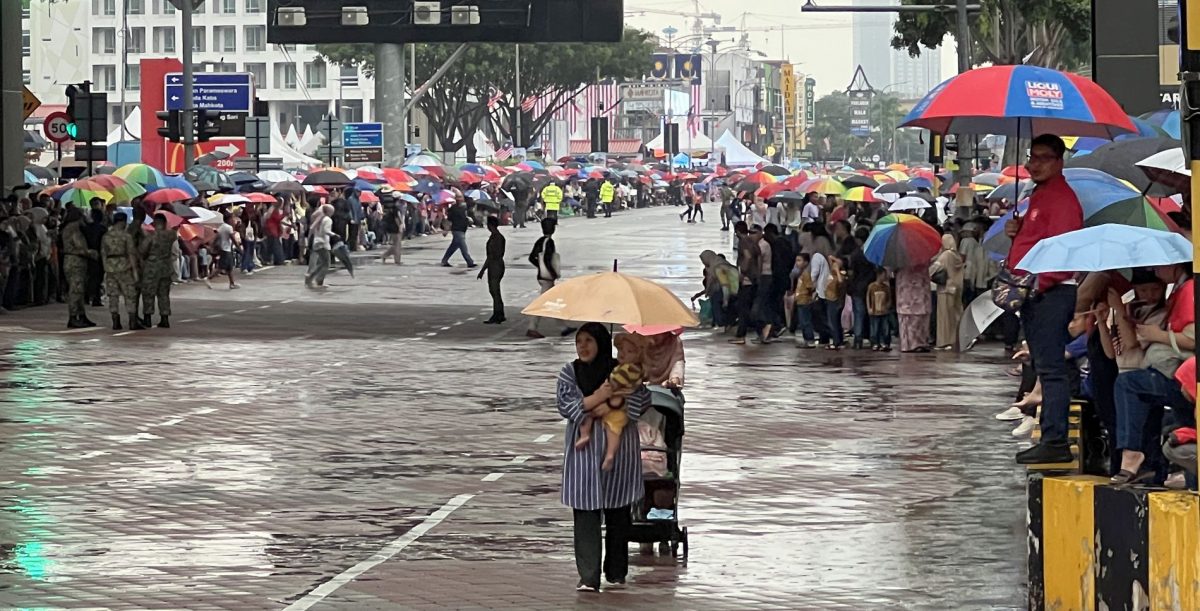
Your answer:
[0,207,1027,610]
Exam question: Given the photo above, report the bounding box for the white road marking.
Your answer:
[180,319,197,323]
[154,418,185,427]
[370,280,381,284]
[281,299,295,304]
[424,332,437,337]
[233,309,247,314]
[113,331,135,337]
[206,314,224,319]
[439,326,451,331]
[258,305,271,309]
[466,317,477,322]
[481,473,504,482]
[80,338,99,343]
[191,407,217,415]
[511,456,531,464]
[282,494,474,611]
[78,451,107,460]
[60,327,101,334]
[534,434,554,443]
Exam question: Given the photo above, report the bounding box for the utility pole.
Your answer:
[375,44,407,166]
[181,0,196,167]
[515,44,522,148]
[1180,0,1200,464]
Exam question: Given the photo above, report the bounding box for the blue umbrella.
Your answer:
[908,176,935,190]
[1139,109,1182,139]
[159,174,200,198]
[1016,224,1191,274]
[460,163,487,174]
[399,193,419,204]
[352,178,378,192]
[522,159,545,170]
[465,189,491,201]
[983,199,1029,260]
[413,177,442,194]
[23,170,39,185]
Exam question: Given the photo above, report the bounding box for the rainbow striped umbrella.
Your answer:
[114,163,167,187]
[108,181,147,203]
[799,177,846,196]
[863,213,943,269]
[58,187,113,208]
[843,186,882,203]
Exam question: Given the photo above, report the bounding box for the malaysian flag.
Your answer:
[486,87,505,110]
[494,145,513,161]
[583,82,620,138]
[521,95,537,112]
[687,82,702,138]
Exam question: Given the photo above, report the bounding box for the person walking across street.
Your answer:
[61,207,97,329]
[527,218,572,339]
[100,211,143,330]
[205,214,240,290]
[1010,134,1085,465]
[305,204,334,289]
[440,200,476,268]
[379,194,405,265]
[541,181,563,220]
[139,213,177,328]
[477,215,507,324]
[600,180,615,218]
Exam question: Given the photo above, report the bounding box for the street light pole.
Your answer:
[181,0,196,167]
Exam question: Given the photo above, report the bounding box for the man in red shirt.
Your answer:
[263,204,285,265]
[1009,134,1084,464]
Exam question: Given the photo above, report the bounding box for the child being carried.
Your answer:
[576,333,647,471]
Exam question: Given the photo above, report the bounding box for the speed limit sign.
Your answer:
[43,111,71,143]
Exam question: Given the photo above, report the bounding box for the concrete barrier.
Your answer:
[1028,474,1200,610]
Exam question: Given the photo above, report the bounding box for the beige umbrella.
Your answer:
[521,272,700,327]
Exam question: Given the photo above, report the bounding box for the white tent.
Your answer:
[296,126,319,155]
[269,117,323,169]
[644,128,714,156]
[285,124,300,147]
[715,131,768,167]
[103,105,142,145]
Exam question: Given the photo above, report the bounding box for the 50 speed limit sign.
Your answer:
[43,111,71,143]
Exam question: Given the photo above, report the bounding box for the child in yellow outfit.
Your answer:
[576,333,646,471]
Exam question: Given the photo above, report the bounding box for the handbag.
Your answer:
[991,259,1036,313]
[930,268,948,286]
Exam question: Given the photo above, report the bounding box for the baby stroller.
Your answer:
[627,385,688,557]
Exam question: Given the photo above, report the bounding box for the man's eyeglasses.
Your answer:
[1027,153,1060,163]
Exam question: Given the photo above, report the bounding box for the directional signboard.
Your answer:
[848,90,871,137]
[343,122,383,164]
[164,73,254,112]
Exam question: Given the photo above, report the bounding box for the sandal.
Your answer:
[1110,469,1155,486]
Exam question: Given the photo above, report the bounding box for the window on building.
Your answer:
[245,0,265,13]
[124,64,141,90]
[339,100,364,123]
[161,0,176,14]
[304,61,327,89]
[22,31,30,57]
[153,27,176,54]
[93,0,116,16]
[127,0,145,15]
[244,26,266,52]
[214,26,236,53]
[275,62,297,90]
[93,65,117,91]
[220,0,237,14]
[245,63,267,88]
[22,70,31,85]
[127,27,146,54]
[214,63,237,73]
[193,0,205,13]
[192,26,206,52]
[93,28,117,54]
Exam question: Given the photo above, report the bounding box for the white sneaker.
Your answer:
[1012,416,1037,437]
[995,406,1024,421]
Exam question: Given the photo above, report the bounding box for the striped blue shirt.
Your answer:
[556,363,649,511]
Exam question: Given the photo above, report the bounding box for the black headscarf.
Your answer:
[572,322,616,396]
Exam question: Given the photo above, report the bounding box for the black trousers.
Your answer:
[347,223,361,250]
[86,261,103,305]
[735,281,758,339]
[573,504,632,587]
[487,266,505,321]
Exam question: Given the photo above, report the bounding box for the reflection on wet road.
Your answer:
[0,207,1026,609]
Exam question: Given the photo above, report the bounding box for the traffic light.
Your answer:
[156,110,182,142]
[195,109,222,143]
[65,84,81,140]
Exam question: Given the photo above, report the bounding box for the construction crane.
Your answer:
[627,3,722,40]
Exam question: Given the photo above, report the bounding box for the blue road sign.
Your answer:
[164,73,253,112]
[343,122,384,148]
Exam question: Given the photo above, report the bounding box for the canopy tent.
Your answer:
[644,128,714,156]
[270,116,323,168]
[103,105,142,145]
[715,130,768,167]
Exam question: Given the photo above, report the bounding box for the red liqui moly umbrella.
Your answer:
[901,65,1136,138]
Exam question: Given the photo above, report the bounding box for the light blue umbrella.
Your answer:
[1016,224,1191,274]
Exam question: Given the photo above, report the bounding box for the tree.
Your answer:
[891,0,1091,71]
[317,31,655,161]
[808,92,917,163]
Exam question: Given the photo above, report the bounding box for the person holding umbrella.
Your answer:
[1008,134,1084,465]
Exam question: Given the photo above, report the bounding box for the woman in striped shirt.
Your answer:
[557,322,651,592]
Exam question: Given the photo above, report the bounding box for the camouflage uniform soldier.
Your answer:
[101,211,144,330]
[140,213,177,328]
[127,207,148,320]
[61,207,97,329]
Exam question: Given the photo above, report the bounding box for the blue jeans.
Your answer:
[1020,284,1078,443]
[1114,368,1189,453]
[824,296,845,347]
[870,315,890,347]
[851,295,868,347]
[241,240,256,272]
[441,230,475,266]
[796,301,815,342]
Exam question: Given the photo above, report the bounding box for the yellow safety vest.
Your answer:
[600,182,615,203]
[542,185,563,211]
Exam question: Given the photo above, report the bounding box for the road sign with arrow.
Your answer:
[164,73,253,112]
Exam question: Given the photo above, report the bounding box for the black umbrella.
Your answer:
[766,190,806,204]
[502,173,532,190]
[161,202,199,218]
[331,242,355,278]
[1066,136,1180,192]
[268,181,306,195]
[734,179,763,192]
[874,181,913,196]
[196,150,232,165]
[841,174,879,189]
[185,165,234,191]
[758,164,789,176]
[190,180,219,192]
[303,170,353,187]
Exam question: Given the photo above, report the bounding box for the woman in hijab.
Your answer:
[304,203,334,288]
[929,233,965,350]
[895,262,932,353]
[556,323,651,592]
[695,250,739,329]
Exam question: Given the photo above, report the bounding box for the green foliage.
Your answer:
[808,92,922,163]
[891,0,1090,71]
[316,30,655,157]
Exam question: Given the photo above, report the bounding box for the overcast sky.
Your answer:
[623,0,960,97]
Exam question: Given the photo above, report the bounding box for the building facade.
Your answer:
[24,0,372,137]
[851,0,941,99]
